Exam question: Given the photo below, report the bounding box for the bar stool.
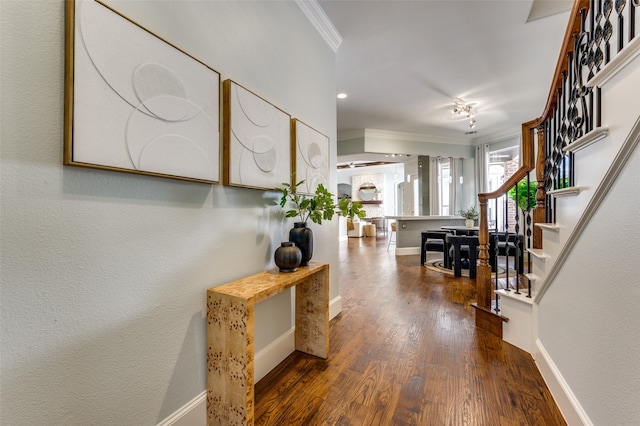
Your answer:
[371,217,386,236]
[363,223,376,237]
[387,222,396,251]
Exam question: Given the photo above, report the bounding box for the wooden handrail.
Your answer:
[478,120,537,203]
[474,0,592,316]
[538,0,590,125]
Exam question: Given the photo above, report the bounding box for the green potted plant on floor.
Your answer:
[337,196,366,231]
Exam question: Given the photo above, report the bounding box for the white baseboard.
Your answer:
[157,331,297,426]
[156,390,206,426]
[534,339,593,426]
[254,328,296,383]
[394,247,420,256]
[329,294,342,320]
[157,295,343,426]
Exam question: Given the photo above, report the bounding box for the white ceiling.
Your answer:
[318,0,572,152]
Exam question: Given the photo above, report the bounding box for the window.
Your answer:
[438,159,450,215]
[488,146,519,231]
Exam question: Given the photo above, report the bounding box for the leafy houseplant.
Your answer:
[508,179,537,212]
[337,196,366,221]
[458,206,479,220]
[337,196,366,231]
[276,180,337,224]
[275,179,337,267]
[458,206,479,228]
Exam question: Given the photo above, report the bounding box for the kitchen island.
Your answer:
[385,215,465,255]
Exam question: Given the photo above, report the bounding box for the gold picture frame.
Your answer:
[222,79,292,190]
[64,0,221,183]
[292,119,330,195]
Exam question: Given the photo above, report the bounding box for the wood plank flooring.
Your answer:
[254,235,566,425]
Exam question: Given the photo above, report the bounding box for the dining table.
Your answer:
[440,225,481,235]
[445,234,480,278]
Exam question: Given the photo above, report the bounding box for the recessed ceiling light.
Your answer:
[337,93,348,99]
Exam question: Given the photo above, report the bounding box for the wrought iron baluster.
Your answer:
[616,0,627,52]
[513,182,520,294]
[493,199,499,294]
[604,0,613,63]
[544,117,554,223]
[556,70,567,189]
[503,194,510,292]
[526,171,532,298]
[629,0,636,42]
[587,0,602,79]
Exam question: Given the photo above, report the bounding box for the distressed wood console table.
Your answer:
[206,262,329,425]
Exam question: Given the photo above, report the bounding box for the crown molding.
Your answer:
[295,0,342,52]
[337,130,365,142]
[339,127,523,147]
[363,128,470,145]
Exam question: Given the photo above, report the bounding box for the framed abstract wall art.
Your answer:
[292,119,329,195]
[222,79,292,190]
[64,0,221,183]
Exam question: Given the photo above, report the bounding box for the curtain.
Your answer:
[475,144,490,195]
[449,157,463,214]
[429,157,440,215]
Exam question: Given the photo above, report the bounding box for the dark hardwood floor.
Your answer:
[254,235,566,425]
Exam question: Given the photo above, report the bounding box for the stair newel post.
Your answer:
[476,196,493,311]
[533,124,547,249]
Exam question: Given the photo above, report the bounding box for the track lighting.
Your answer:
[453,98,476,129]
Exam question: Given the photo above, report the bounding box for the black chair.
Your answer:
[488,233,524,274]
[446,234,479,278]
[421,230,451,266]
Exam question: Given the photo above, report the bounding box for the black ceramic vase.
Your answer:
[289,222,313,266]
[274,242,302,272]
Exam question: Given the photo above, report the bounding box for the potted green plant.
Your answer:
[337,196,366,220]
[275,179,337,266]
[458,206,479,228]
[508,179,537,212]
[276,180,337,224]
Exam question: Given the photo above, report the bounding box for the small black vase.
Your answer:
[274,242,302,272]
[289,222,313,266]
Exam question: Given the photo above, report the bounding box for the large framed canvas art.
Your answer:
[223,80,292,190]
[64,0,221,183]
[292,119,329,195]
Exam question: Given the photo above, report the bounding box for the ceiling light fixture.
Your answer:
[337,93,348,99]
[452,98,476,129]
[384,153,411,158]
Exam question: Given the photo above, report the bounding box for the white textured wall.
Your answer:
[537,62,640,423]
[538,141,640,424]
[0,1,337,425]
[337,163,404,217]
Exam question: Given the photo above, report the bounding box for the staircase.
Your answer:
[475,1,640,423]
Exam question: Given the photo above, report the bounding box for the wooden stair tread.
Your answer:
[496,289,534,305]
